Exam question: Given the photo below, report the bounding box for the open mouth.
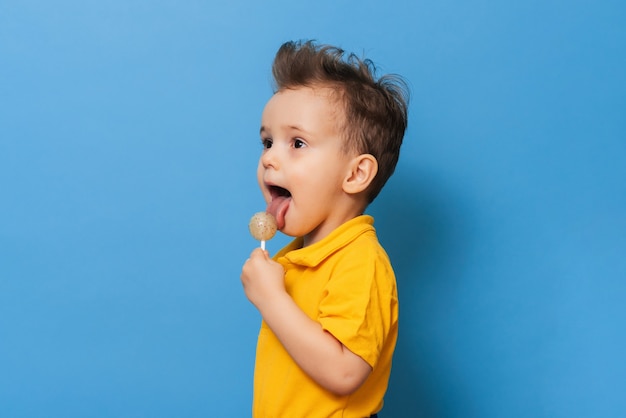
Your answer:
[266,185,291,230]
[269,185,292,199]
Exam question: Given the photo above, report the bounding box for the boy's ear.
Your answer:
[343,154,378,195]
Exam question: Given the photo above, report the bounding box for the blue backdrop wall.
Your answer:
[1,1,624,417]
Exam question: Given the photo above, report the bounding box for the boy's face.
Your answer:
[257,86,356,245]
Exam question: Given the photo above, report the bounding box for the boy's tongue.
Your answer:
[266,195,290,230]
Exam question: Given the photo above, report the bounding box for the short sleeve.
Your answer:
[317,239,397,368]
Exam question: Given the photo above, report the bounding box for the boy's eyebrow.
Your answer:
[260,125,310,135]
[287,124,308,133]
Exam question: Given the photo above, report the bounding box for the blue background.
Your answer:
[1,0,625,417]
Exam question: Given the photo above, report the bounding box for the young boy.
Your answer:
[241,40,409,417]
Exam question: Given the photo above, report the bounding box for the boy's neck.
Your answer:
[302,200,367,247]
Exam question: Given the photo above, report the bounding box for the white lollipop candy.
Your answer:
[249,212,277,250]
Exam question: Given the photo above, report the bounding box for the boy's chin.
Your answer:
[280,224,306,239]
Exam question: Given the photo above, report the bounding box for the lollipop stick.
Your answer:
[261,240,266,251]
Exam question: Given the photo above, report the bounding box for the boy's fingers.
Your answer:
[250,247,270,260]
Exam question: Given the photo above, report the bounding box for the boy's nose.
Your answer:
[261,148,279,170]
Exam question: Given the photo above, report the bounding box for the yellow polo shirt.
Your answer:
[253,215,399,418]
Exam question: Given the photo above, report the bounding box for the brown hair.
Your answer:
[271,40,409,203]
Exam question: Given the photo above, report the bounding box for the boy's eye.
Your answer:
[293,139,306,149]
[261,138,273,149]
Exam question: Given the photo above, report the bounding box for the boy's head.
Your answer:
[271,40,409,203]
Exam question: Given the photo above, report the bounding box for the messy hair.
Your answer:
[271,40,409,203]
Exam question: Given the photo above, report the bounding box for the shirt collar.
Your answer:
[276,215,375,268]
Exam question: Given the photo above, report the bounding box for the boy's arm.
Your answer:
[241,248,372,396]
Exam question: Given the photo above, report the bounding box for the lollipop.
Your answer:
[249,212,277,250]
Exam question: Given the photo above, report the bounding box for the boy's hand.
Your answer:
[241,248,286,309]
